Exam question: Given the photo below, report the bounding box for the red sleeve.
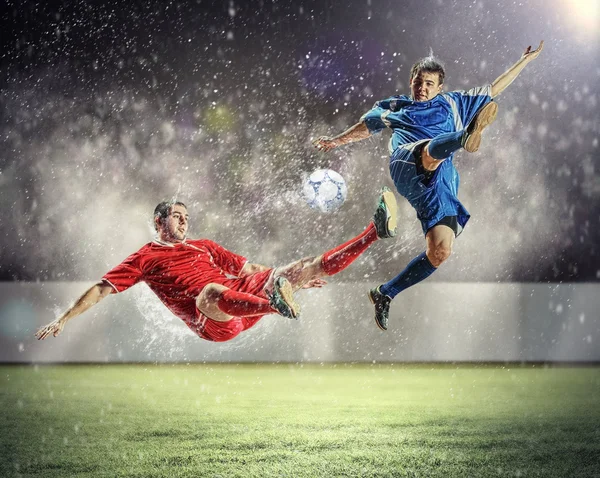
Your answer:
[199,239,247,276]
[102,250,144,293]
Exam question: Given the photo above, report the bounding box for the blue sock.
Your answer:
[379,252,437,299]
[427,130,465,160]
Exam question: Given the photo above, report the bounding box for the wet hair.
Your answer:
[409,56,445,85]
[153,200,187,230]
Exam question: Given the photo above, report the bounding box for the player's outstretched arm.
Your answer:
[35,282,114,340]
[313,121,372,152]
[491,41,543,98]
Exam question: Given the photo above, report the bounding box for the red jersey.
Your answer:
[102,239,247,324]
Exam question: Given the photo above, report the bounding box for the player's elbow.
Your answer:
[97,282,115,298]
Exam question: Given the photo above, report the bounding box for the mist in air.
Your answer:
[1,0,598,285]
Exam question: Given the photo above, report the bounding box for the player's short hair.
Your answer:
[409,56,445,85]
[153,200,187,230]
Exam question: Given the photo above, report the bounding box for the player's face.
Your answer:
[160,204,189,243]
[410,71,443,101]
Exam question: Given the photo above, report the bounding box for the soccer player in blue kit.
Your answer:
[313,42,543,331]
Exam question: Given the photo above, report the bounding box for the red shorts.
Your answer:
[188,269,273,342]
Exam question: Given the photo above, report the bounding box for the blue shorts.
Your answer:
[389,144,470,235]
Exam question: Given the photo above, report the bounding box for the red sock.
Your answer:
[321,222,378,276]
[217,289,273,317]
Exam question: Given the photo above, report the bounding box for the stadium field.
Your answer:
[1,363,599,477]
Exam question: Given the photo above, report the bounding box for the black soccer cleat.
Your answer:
[462,101,498,153]
[368,286,392,331]
[268,276,300,319]
[372,187,398,239]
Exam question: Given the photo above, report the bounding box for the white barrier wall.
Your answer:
[0,282,598,363]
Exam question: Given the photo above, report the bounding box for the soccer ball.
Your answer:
[303,169,348,213]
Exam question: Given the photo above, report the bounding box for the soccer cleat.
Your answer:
[462,101,498,153]
[268,276,300,319]
[372,187,398,239]
[368,287,392,331]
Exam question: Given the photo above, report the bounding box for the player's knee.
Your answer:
[437,245,452,264]
[422,143,444,170]
[427,244,452,267]
[197,283,225,307]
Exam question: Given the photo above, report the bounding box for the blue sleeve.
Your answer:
[444,85,492,129]
[360,97,400,134]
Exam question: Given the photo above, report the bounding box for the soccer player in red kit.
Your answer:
[36,189,398,343]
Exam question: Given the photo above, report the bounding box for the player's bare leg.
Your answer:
[196,282,298,321]
[197,283,249,322]
[269,255,327,293]
[462,101,498,153]
[421,143,444,172]
[268,187,398,292]
[425,224,454,267]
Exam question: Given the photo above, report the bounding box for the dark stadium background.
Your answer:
[1,0,598,283]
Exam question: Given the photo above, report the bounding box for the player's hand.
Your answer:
[312,136,337,152]
[35,317,67,340]
[522,40,543,62]
[302,278,327,289]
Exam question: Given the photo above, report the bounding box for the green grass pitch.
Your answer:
[1,363,599,477]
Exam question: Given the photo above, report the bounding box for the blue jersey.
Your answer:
[361,85,492,235]
[361,85,492,153]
